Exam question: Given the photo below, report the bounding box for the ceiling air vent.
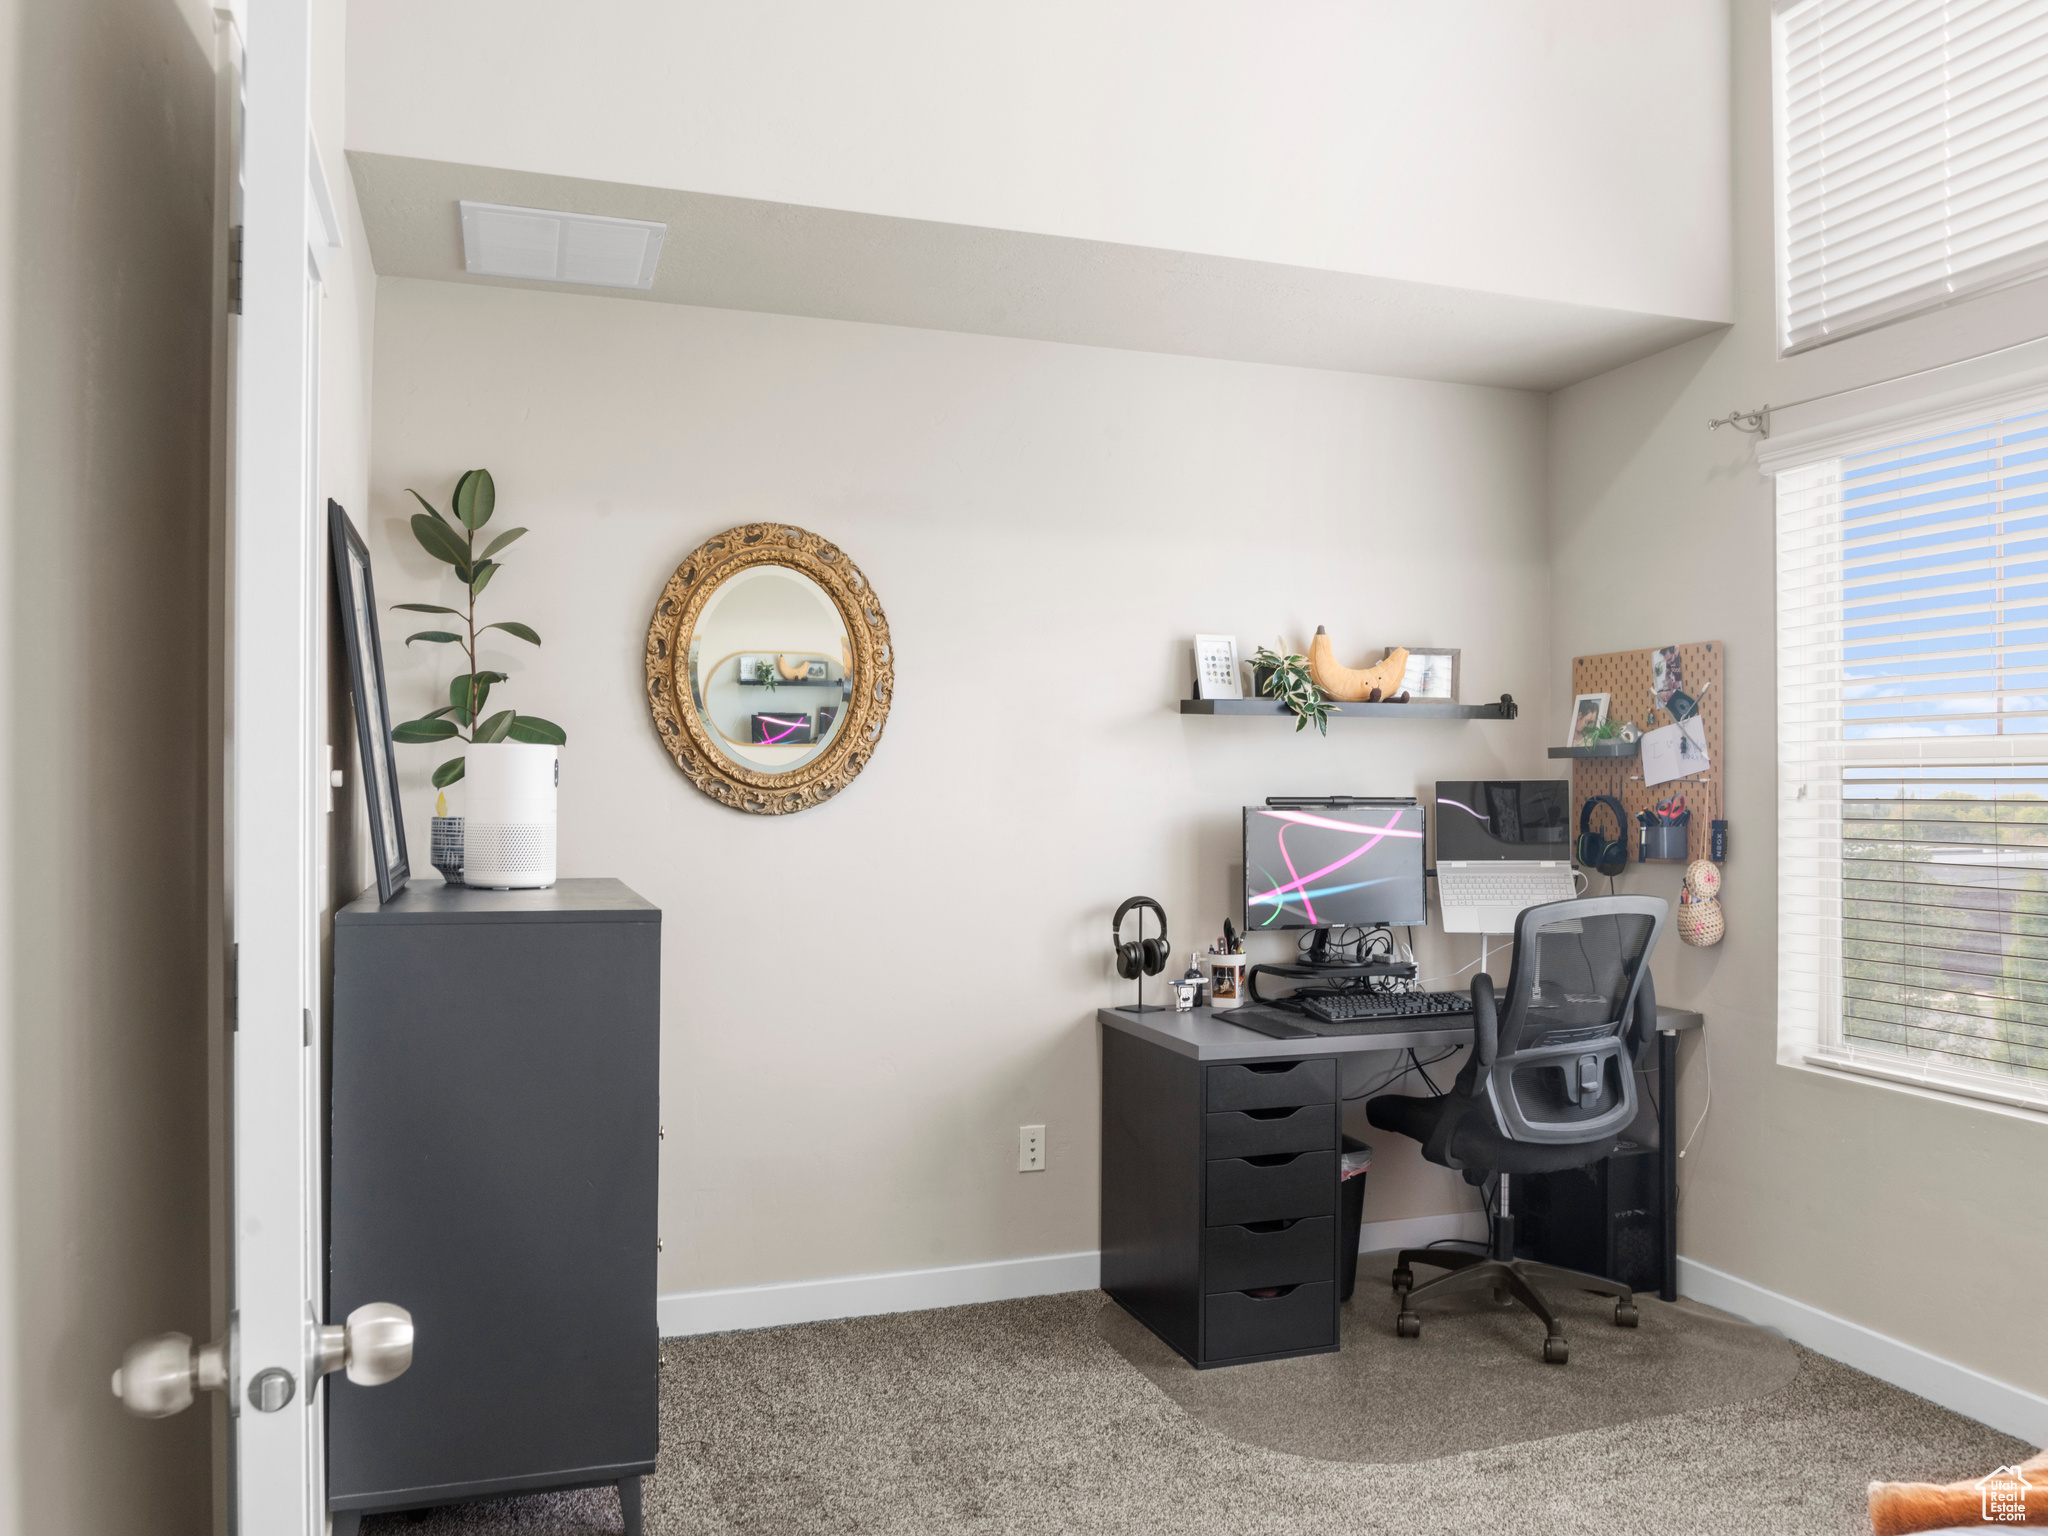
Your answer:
[458,201,666,290]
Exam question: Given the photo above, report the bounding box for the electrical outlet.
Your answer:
[1018,1124,1045,1172]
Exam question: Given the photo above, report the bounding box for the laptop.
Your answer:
[1433,780,1580,934]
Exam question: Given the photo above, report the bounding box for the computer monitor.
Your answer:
[1243,798,1427,933]
[1433,781,1571,862]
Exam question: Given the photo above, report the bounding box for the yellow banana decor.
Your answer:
[1307,628,1410,703]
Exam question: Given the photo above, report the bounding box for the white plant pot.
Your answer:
[462,741,557,889]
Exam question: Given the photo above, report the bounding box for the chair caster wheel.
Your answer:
[1490,1286,1514,1307]
[1542,1337,1569,1365]
[1391,1268,1413,1294]
[1615,1302,1639,1328]
[1396,1312,1421,1339]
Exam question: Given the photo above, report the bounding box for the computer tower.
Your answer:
[1513,1140,1664,1294]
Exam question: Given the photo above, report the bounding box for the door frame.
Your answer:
[231,0,326,1529]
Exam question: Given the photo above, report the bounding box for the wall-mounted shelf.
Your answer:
[1547,741,1640,758]
[1181,694,1517,721]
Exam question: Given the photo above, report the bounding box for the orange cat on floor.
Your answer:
[1870,1447,2048,1534]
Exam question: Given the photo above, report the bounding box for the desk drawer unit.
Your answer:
[1101,1030,1343,1370]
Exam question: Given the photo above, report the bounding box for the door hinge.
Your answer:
[227,225,243,315]
[229,943,238,1032]
[302,1008,311,1048]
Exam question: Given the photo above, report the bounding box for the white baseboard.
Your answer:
[659,1211,1492,1339]
[1677,1255,2048,1444]
[1358,1212,1488,1254]
[659,1250,1101,1338]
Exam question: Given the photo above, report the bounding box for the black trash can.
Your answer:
[1339,1135,1372,1300]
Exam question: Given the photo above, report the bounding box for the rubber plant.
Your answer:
[389,468,565,788]
[1251,643,1337,735]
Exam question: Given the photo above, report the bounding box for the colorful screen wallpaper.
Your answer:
[1243,802,1427,930]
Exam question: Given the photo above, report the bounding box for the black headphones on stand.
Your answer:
[1112,896,1171,979]
[1577,795,1629,878]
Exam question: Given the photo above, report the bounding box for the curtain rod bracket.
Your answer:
[1708,406,1771,438]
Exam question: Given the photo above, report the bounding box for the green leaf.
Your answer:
[405,630,463,647]
[392,602,462,615]
[406,488,457,529]
[507,714,566,745]
[474,708,516,743]
[469,560,498,598]
[431,756,467,788]
[423,704,460,720]
[392,717,459,743]
[452,468,496,530]
[479,526,526,559]
[411,512,470,568]
[480,620,541,646]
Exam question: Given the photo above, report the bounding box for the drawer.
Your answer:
[1207,1059,1336,1113]
[1204,1281,1336,1362]
[1206,1102,1337,1161]
[1204,1216,1335,1294]
[1205,1150,1337,1227]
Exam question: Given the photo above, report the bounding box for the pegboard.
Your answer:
[1568,641,1723,867]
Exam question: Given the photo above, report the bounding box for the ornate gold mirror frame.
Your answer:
[644,524,893,815]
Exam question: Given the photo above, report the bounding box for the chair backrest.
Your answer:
[1477,895,1667,1146]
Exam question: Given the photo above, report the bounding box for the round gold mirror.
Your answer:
[644,524,892,814]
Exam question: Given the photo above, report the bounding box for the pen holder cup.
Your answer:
[1638,818,1691,862]
[1204,952,1249,1010]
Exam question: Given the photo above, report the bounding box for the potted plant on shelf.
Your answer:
[390,468,566,788]
[1250,644,1337,735]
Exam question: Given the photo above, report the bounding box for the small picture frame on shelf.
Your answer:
[1569,692,1611,746]
[1386,646,1459,702]
[1192,634,1244,700]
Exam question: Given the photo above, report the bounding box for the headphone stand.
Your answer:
[1118,904,1167,1014]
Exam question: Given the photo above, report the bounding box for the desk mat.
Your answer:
[1098,1251,1799,1464]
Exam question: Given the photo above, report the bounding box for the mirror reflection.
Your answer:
[686,564,853,775]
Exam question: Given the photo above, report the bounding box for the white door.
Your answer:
[107,5,411,1532]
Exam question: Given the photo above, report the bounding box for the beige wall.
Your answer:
[1549,0,2048,1395]
[367,277,1556,1294]
[0,0,220,1531]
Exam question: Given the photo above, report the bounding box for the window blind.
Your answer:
[1776,0,2048,354]
[1778,400,2048,1107]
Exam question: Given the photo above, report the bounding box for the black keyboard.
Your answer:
[1301,990,1475,1024]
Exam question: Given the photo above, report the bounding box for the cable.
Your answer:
[1678,1028,1714,1164]
[1415,933,1494,991]
[1341,1047,1460,1102]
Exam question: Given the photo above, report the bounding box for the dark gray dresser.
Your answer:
[328,879,660,1534]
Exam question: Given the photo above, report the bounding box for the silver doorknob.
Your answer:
[112,1331,229,1418]
[314,1302,414,1386]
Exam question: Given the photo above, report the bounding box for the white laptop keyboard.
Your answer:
[1438,868,1575,909]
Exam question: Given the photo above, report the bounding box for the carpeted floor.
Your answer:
[1100,1252,1802,1463]
[364,1272,2032,1536]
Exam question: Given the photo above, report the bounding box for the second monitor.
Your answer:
[1243,798,1427,948]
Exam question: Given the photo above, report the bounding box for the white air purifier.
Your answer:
[462,742,558,889]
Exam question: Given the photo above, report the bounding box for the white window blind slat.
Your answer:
[1776,0,2048,353]
[1777,399,2048,1109]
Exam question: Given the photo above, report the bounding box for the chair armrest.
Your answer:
[1630,968,1658,1052]
[1471,974,1498,1066]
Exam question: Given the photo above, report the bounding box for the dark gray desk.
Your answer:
[1097,1002,1702,1368]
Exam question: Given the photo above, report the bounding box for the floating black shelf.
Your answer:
[1546,741,1640,758]
[1181,694,1517,721]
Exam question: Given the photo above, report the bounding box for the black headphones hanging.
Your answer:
[1112,896,1171,979]
[1577,795,1629,878]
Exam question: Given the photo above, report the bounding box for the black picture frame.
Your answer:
[330,500,411,902]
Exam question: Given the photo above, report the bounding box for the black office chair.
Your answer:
[1365,895,1666,1364]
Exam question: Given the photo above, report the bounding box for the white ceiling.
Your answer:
[349,153,1722,393]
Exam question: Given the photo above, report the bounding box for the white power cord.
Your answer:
[1678,1028,1713,1161]
[1416,933,1495,991]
